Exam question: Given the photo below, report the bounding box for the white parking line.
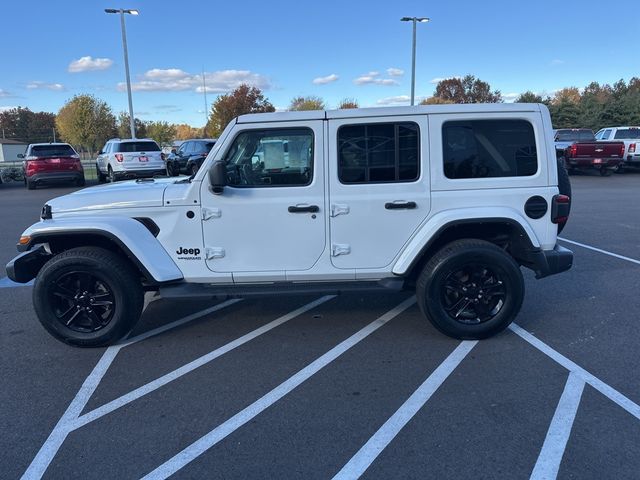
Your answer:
[332,340,477,480]
[531,372,585,480]
[72,295,336,429]
[21,298,241,480]
[510,324,640,420]
[140,296,417,480]
[559,237,640,266]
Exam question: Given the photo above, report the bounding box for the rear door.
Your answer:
[327,115,430,272]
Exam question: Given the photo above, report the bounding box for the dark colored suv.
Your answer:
[20,143,85,190]
[165,139,216,176]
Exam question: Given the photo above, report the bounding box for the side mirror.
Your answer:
[17,154,24,159]
[171,148,177,154]
[209,160,227,195]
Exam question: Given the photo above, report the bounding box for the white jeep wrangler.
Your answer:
[6,104,573,347]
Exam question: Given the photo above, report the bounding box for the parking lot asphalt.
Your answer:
[1,173,640,479]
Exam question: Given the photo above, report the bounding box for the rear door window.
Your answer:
[443,120,537,179]
[614,128,640,140]
[116,141,160,153]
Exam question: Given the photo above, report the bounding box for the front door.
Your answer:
[328,115,430,271]
[201,121,325,282]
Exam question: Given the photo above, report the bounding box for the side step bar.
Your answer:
[159,278,405,300]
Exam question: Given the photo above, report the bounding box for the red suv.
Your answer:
[20,143,85,190]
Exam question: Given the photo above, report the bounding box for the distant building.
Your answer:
[0,139,28,162]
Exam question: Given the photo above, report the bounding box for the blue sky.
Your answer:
[1,0,637,127]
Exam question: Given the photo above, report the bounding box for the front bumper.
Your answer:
[6,244,51,283]
[522,244,573,279]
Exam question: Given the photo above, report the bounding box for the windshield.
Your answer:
[116,141,160,152]
[614,128,640,140]
[555,130,595,142]
[30,144,76,157]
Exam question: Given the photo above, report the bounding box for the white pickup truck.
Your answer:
[595,126,640,171]
[6,104,573,347]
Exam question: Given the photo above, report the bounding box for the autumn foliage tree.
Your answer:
[174,124,203,140]
[337,98,359,109]
[116,112,147,139]
[289,96,326,111]
[0,107,56,143]
[145,121,176,145]
[56,95,116,156]
[205,84,275,137]
[434,75,502,103]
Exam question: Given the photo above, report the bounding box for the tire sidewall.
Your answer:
[420,247,524,339]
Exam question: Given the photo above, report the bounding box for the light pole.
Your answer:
[400,16,430,106]
[105,8,139,139]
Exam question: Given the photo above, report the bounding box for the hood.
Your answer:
[47,178,178,214]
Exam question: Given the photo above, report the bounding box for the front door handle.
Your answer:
[288,205,319,213]
[385,201,417,210]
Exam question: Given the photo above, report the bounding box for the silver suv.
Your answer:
[96,138,164,182]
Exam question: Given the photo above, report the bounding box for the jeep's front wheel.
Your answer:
[33,247,144,347]
[417,239,524,340]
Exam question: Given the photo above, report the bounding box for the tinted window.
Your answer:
[116,141,160,153]
[223,128,313,187]
[602,129,612,140]
[30,144,76,157]
[555,129,595,142]
[338,122,419,184]
[614,128,640,139]
[443,120,537,179]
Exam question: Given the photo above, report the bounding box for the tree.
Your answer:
[289,96,326,111]
[205,84,275,137]
[552,87,581,105]
[116,112,147,139]
[175,124,203,140]
[0,107,56,143]
[434,75,502,103]
[145,121,176,146]
[514,91,544,103]
[419,96,454,105]
[337,98,359,109]
[55,95,116,156]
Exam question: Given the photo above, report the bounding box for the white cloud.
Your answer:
[354,71,399,86]
[119,68,271,93]
[429,76,461,84]
[503,92,520,103]
[0,105,18,112]
[26,81,65,91]
[387,67,404,77]
[550,59,565,66]
[312,74,339,85]
[0,89,11,97]
[68,56,114,73]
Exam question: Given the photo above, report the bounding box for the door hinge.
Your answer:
[331,204,350,217]
[202,207,222,221]
[205,247,225,260]
[331,243,351,257]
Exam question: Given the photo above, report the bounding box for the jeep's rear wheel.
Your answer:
[417,239,524,340]
[33,247,143,347]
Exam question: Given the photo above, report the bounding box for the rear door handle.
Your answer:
[288,205,319,213]
[385,201,417,210]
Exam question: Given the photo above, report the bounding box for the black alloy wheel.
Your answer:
[49,271,115,333]
[441,264,506,325]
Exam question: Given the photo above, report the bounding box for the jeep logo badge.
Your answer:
[176,247,201,260]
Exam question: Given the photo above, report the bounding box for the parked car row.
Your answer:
[553,126,640,176]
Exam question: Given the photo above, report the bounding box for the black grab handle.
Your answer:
[385,201,417,210]
[288,205,320,213]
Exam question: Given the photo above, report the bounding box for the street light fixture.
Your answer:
[105,8,139,139]
[400,16,430,106]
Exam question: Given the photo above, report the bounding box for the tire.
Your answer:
[599,166,612,177]
[166,162,176,177]
[33,247,144,347]
[107,166,116,183]
[190,163,199,176]
[556,157,571,234]
[614,164,625,174]
[27,179,36,190]
[416,239,524,340]
[76,177,86,187]
[97,164,107,183]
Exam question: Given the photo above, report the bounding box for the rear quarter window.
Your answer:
[116,141,161,153]
[443,120,537,179]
